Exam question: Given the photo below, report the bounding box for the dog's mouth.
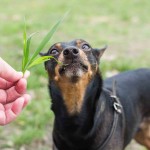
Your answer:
[59,62,88,78]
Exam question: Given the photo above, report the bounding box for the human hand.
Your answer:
[0,57,31,125]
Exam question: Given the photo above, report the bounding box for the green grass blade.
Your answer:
[27,12,68,68]
[22,18,27,72]
[25,32,37,65]
[22,32,38,73]
[22,11,69,73]
[27,56,54,69]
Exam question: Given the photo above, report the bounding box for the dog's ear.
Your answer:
[93,45,107,60]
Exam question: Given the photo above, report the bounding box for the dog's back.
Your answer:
[104,68,150,149]
[104,68,150,108]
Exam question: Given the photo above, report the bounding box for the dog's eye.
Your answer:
[50,49,59,55]
[82,44,90,50]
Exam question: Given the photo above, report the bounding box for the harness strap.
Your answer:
[94,80,123,150]
[98,110,119,150]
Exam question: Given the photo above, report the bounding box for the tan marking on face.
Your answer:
[56,68,92,115]
[54,64,61,81]
[76,39,82,47]
[53,52,64,81]
[134,118,150,149]
[80,48,97,74]
[52,48,94,115]
[58,52,64,62]
[49,44,97,115]
[79,48,88,61]
[55,43,62,50]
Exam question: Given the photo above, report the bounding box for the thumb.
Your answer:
[0,57,23,82]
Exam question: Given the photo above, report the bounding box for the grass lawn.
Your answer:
[0,0,149,149]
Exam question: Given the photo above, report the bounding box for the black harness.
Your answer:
[94,81,124,150]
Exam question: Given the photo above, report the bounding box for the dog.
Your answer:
[41,39,150,150]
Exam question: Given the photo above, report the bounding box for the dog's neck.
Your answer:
[54,75,92,115]
[49,72,115,149]
[49,72,102,132]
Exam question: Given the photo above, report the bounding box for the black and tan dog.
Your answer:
[41,39,150,150]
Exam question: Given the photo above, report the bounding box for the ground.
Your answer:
[0,0,150,149]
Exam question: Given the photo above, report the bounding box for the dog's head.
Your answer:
[41,39,106,82]
[41,39,106,114]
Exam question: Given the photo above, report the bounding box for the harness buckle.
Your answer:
[113,102,122,114]
[110,80,122,114]
[110,95,122,114]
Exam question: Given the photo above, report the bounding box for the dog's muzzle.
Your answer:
[58,47,88,79]
[63,46,79,59]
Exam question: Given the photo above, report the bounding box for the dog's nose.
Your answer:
[63,47,79,58]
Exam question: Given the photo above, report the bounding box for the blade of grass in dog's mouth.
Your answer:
[22,11,69,74]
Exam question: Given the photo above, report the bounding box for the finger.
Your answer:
[0,57,23,82]
[3,102,13,110]
[15,78,27,94]
[0,89,7,104]
[0,78,27,104]
[0,77,13,89]
[4,94,31,110]
[11,97,24,115]
[0,88,20,104]
[0,86,20,104]
[0,109,5,125]
[0,103,4,111]
[0,103,8,125]
[5,97,24,124]
[22,94,31,108]
[6,94,29,123]
[0,96,29,126]
[23,70,30,79]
